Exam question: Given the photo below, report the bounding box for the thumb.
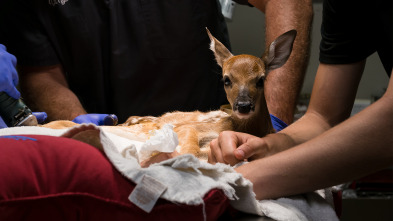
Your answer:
[234,138,262,160]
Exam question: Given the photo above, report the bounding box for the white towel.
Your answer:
[0,124,338,221]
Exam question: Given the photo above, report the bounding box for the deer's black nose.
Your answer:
[236,101,252,114]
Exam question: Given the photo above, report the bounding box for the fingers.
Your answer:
[209,131,249,166]
[209,137,235,164]
[237,137,262,159]
[4,62,20,100]
[238,136,271,161]
[208,139,219,164]
[209,131,270,165]
[0,117,7,128]
[72,113,118,126]
[32,112,48,124]
[4,87,20,100]
[103,114,118,126]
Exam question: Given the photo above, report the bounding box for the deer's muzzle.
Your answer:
[233,97,255,114]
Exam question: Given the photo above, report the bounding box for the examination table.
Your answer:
[0,125,340,221]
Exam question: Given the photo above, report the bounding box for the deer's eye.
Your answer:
[223,76,232,87]
[256,77,264,88]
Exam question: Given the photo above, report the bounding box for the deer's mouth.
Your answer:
[234,111,254,119]
[233,100,255,119]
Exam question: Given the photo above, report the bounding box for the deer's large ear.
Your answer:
[264,30,297,73]
[206,27,233,67]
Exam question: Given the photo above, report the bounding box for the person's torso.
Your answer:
[1,0,231,122]
[319,0,392,76]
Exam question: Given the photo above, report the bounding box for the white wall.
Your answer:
[225,2,389,101]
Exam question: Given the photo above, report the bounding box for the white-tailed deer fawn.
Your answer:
[42,28,296,164]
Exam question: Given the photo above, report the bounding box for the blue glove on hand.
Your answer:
[33,112,48,124]
[0,117,6,128]
[0,112,47,129]
[72,114,118,126]
[0,44,20,99]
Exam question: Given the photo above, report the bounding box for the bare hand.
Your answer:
[209,130,297,166]
[208,131,270,166]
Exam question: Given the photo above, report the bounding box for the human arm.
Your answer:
[209,61,366,165]
[248,0,313,124]
[18,65,118,125]
[0,44,19,128]
[18,65,87,122]
[0,44,48,127]
[237,68,393,200]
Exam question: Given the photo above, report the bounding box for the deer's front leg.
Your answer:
[122,116,157,126]
[175,126,201,157]
[40,120,78,129]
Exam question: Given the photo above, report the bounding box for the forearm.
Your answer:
[264,62,366,154]
[250,0,313,124]
[237,91,393,200]
[19,65,86,121]
[261,110,332,155]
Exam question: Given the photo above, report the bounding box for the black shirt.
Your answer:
[319,0,392,76]
[0,0,231,122]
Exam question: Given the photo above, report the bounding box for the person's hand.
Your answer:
[208,131,274,166]
[72,114,118,126]
[32,112,48,124]
[0,112,47,129]
[0,117,6,128]
[0,44,20,99]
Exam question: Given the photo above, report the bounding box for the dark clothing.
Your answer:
[0,0,230,122]
[319,0,392,76]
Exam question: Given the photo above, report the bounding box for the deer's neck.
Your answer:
[231,101,274,137]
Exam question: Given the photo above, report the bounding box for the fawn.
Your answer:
[43,28,296,164]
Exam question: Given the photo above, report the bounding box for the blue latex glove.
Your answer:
[0,112,47,129]
[0,44,20,99]
[270,114,288,132]
[33,112,48,124]
[0,117,6,128]
[72,114,118,126]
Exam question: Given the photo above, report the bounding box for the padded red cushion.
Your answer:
[0,135,229,220]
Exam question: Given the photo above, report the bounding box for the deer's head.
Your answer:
[207,28,296,121]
